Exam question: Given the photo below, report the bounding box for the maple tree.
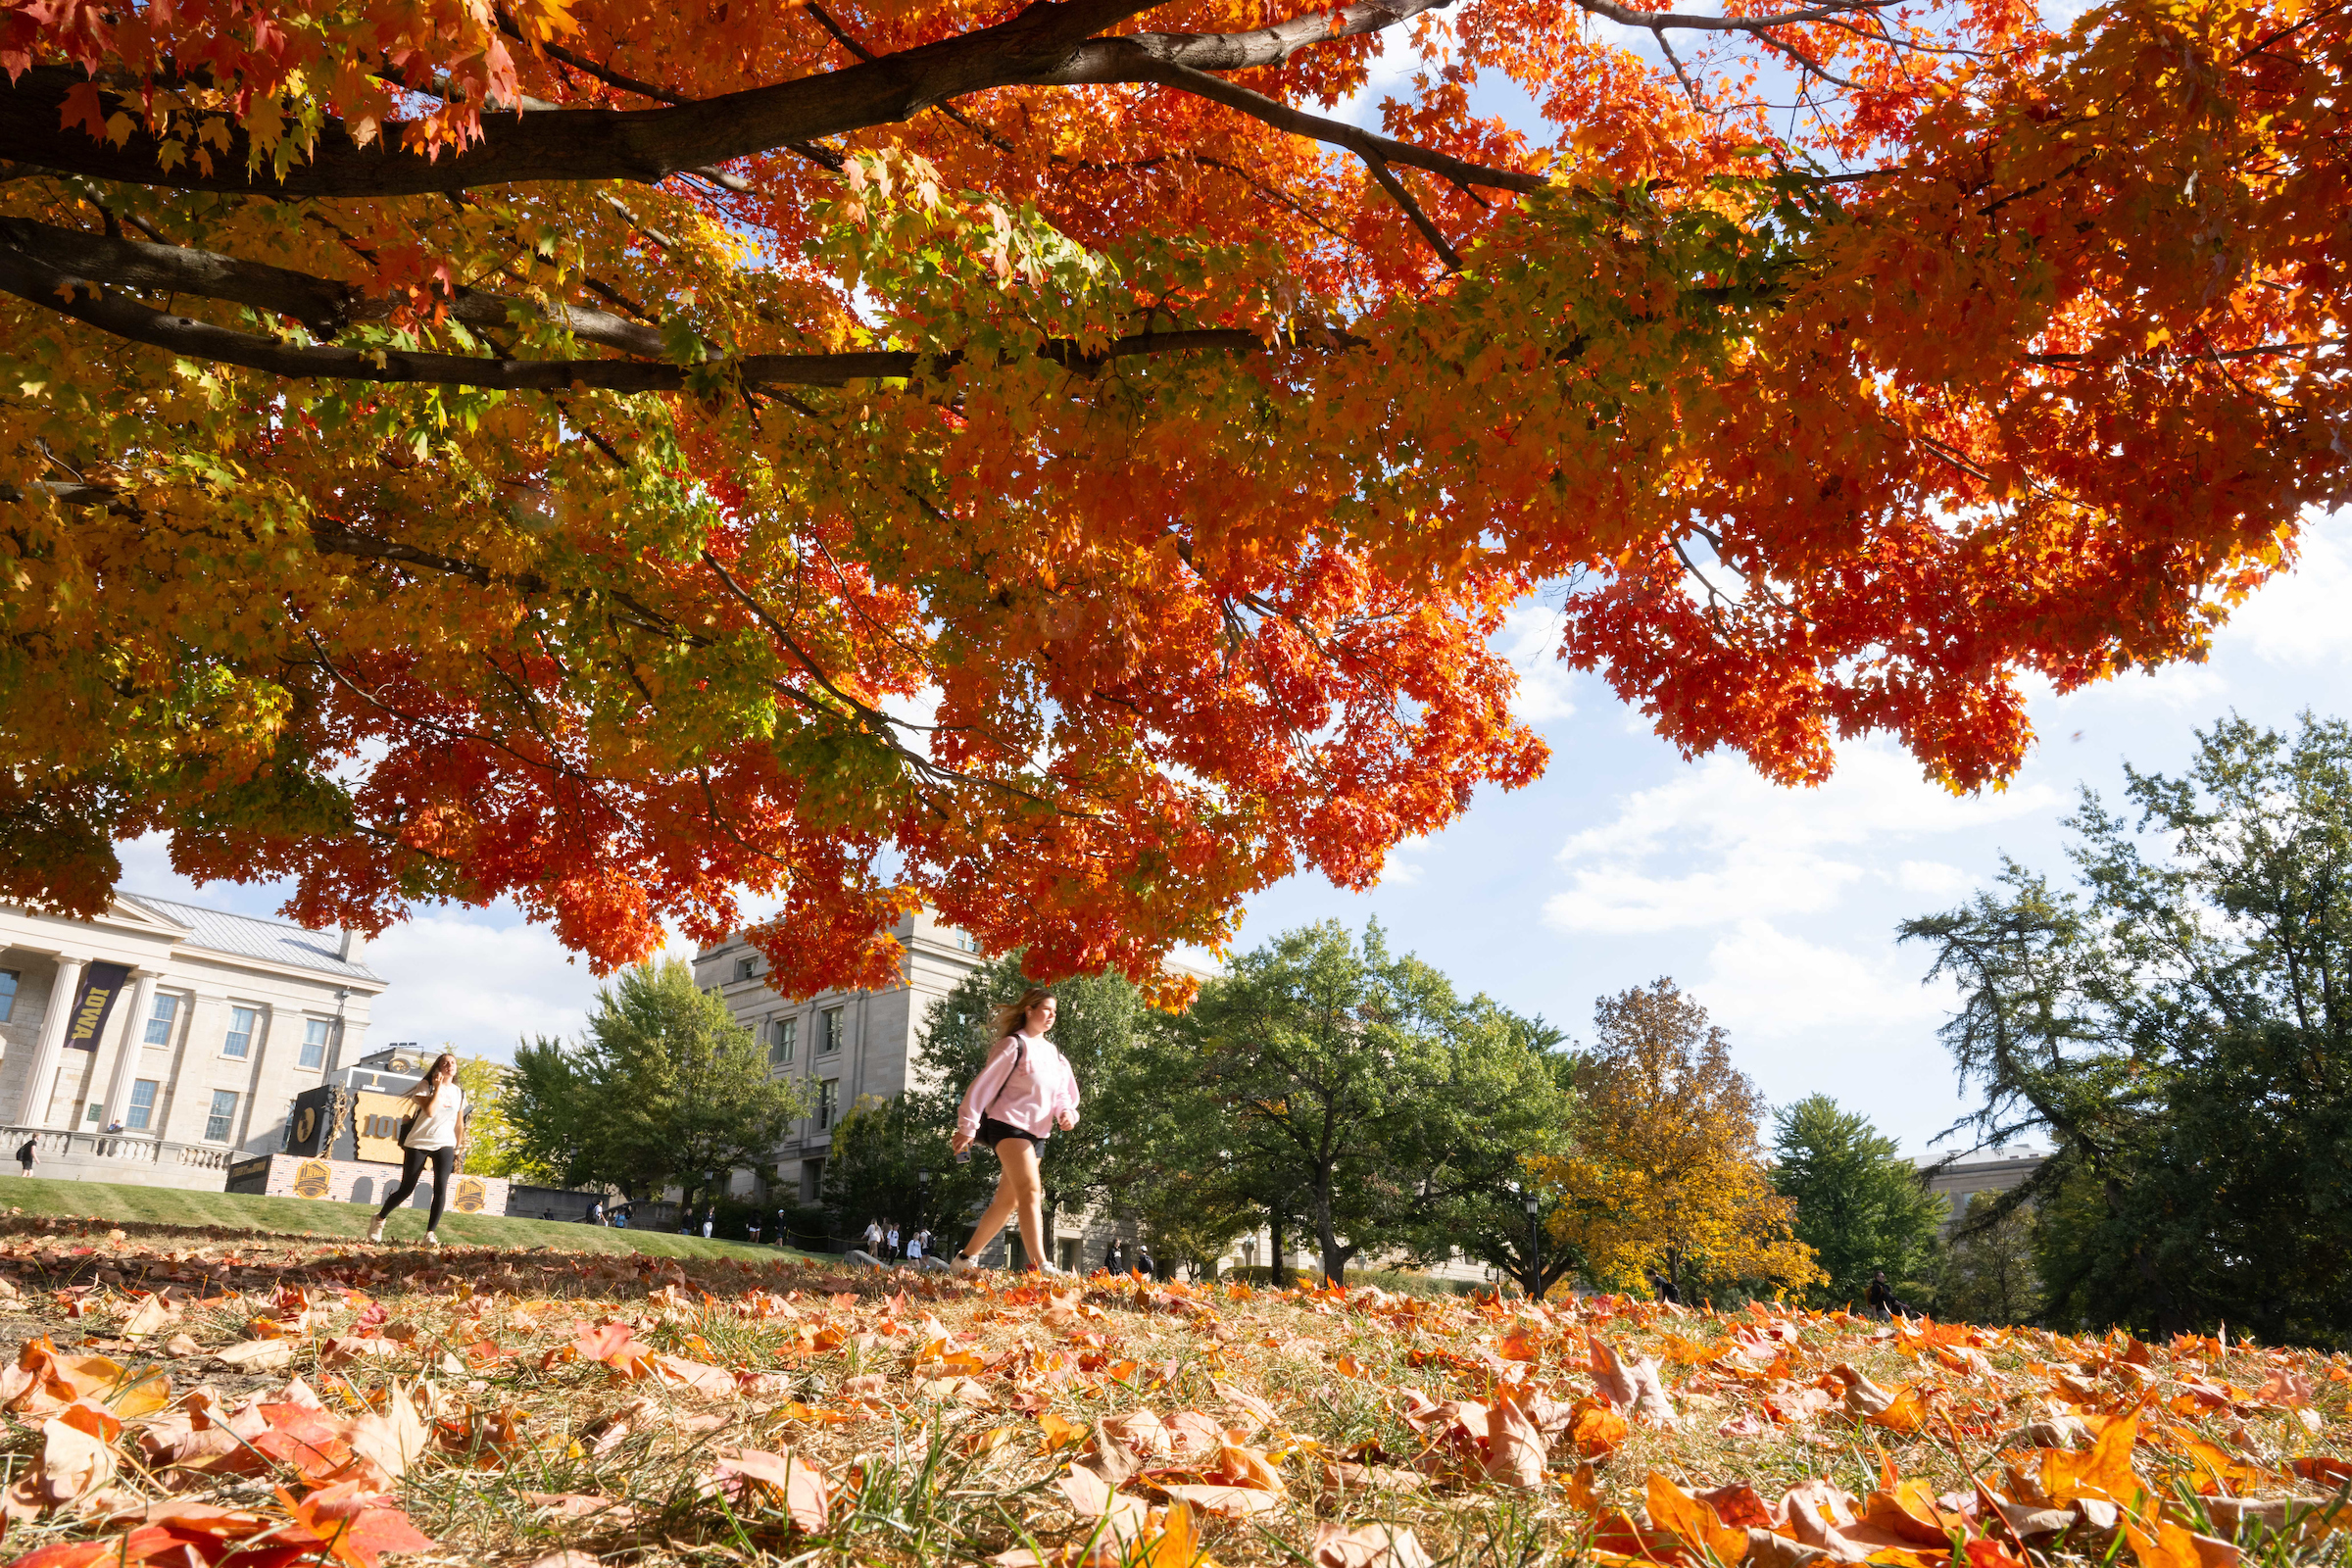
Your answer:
[1534,979,1820,1298]
[6,0,2347,991]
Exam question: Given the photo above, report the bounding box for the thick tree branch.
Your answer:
[0,216,665,352]
[0,0,1546,198]
[1362,155,1463,270]
[0,234,1284,390]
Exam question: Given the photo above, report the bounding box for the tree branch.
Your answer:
[1362,154,1463,270]
[0,230,1285,391]
[0,0,1544,198]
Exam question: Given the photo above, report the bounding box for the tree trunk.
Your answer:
[1314,1181,1352,1286]
[1269,1207,1291,1288]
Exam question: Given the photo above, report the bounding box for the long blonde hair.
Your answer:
[988,987,1054,1042]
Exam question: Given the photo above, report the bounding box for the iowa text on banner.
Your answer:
[64,961,132,1051]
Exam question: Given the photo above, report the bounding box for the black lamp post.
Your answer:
[1523,1188,1543,1301]
[916,1167,931,1237]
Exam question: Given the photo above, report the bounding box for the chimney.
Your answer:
[338,928,363,961]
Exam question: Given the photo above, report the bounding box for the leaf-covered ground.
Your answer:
[0,1215,2343,1568]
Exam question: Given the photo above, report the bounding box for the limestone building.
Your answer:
[0,895,384,1187]
[695,908,985,1207]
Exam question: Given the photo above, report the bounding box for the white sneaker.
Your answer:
[952,1251,982,1272]
[421,1231,440,1248]
[365,1218,385,1244]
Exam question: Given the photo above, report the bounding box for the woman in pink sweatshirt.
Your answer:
[950,986,1080,1273]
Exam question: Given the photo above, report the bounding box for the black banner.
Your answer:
[62,961,131,1052]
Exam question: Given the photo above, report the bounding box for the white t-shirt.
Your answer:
[404,1082,466,1151]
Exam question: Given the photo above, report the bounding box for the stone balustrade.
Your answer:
[1,1124,232,1189]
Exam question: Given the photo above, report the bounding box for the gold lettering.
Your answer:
[67,987,114,1043]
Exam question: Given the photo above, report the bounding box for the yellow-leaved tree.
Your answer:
[1534,981,1820,1300]
[454,1054,534,1181]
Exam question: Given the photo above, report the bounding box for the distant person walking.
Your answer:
[1135,1242,1156,1281]
[15,1138,34,1176]
[1866,1270,1912,1320]
[701,1207,714,1239]
[862,1219,883,1255]
[886,1223,901,1262]
[586,1199,605,1226]
[905,1230,923,1264]
[948,987,1081,1274]
[366,1052,467,1247]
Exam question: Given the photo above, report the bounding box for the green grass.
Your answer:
[0,1176,823,1262]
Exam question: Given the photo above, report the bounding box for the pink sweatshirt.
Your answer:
[956,1033,1081,1141]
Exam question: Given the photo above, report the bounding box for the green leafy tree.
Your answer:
[1902,712,2352,1344]
[1402,1013,1582,1300]
[1770,1095,1946,1310]
[820,1092,990,1249]
[1175,921,1573,1288]
[506,958,807,1207]
[1933,1191,2041,1326]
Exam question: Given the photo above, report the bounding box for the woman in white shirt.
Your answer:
[366,1053,467,1247]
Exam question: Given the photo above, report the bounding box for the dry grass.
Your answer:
[0,1213,2343,1568]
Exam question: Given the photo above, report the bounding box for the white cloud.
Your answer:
[1692,917,1957,1039]
[360,914,599,1060]
[2230,513,2352,666]
[1498,604,1579,723]
[1542,743,2058,933]
[1894,859,1978,901]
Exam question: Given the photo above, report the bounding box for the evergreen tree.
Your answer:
[1769,1095,1945,1310]
[1903,712,2352,1344]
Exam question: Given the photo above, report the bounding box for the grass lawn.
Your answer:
[0,1175,820,1262]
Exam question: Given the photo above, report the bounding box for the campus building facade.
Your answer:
[0,895,384,1186]
[695,909,986,1208]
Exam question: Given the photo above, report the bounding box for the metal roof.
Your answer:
[120,893,384,984]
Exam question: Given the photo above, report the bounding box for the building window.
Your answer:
[298,1019,330,1069]
[222,1006,258,1058]
[735,956,757,983]
[769,1016,797,1065]
[814,1079,839,1130]
[204,1090,238,1143]
[0,970,16,1024]
[143,993,178,1046]
[800,1158,824,1204]
[127,1081,158,1132]
[819,1006,844,1055]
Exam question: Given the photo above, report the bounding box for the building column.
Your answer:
[16,956,85,1127]
[101,970,160,1132]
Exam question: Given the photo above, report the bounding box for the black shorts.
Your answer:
[978,1114,1044,1150]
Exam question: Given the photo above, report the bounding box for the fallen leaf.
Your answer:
[710,1447,830,1532]
[1312,1521,1436,1568]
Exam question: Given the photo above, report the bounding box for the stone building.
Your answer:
[1921,1147,2048,1234]
[695,909,985,1208]
[0,894,384,1187]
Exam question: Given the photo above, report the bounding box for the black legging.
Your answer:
[376,1146,455,1230]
